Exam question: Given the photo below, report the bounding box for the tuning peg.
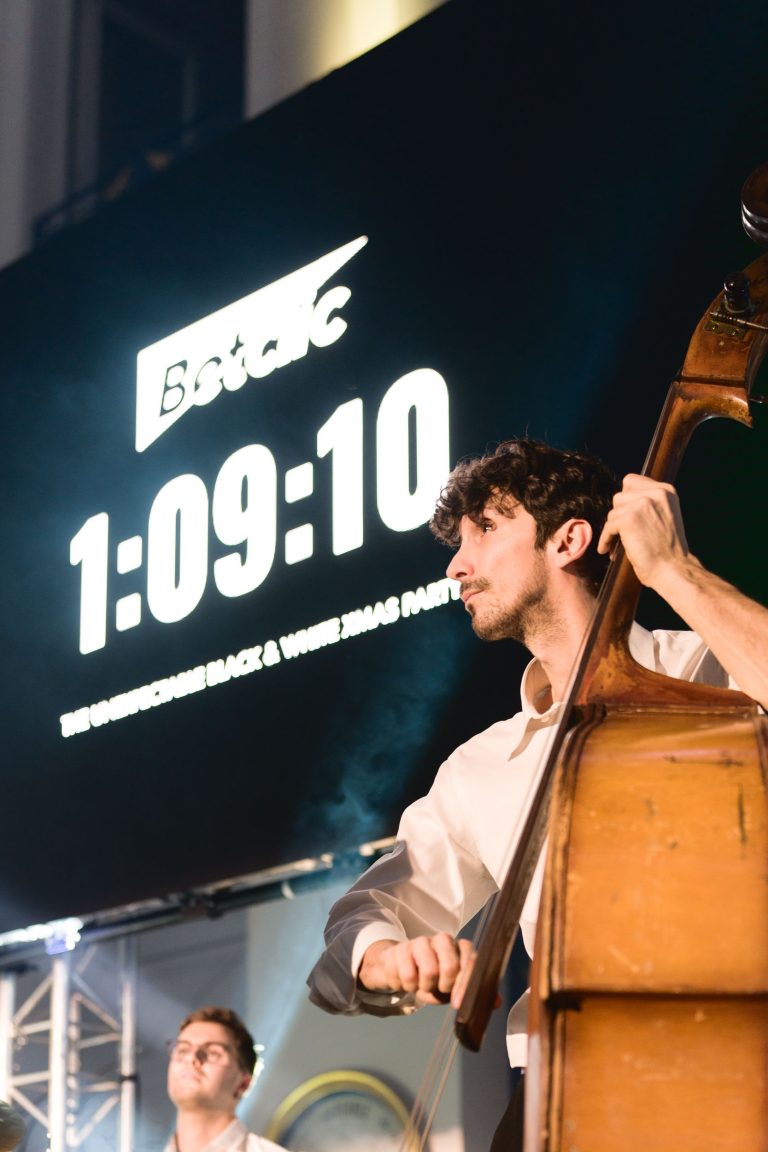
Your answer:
[741,162,768,247]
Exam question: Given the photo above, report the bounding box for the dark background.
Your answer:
[1,0,767,933]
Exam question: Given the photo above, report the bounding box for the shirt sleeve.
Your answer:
[306,758,497,1015]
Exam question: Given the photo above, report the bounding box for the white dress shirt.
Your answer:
[307,625,737,1065]
[163,1118,287,1152]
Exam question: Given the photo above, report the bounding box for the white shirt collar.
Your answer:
[520,656,558,717]
[166,1118,249,1152]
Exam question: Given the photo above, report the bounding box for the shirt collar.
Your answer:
[167,1118,248,1152]
[205,1120,248,1150]
[519,656,559,718]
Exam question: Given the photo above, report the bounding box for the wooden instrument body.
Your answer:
[527,706,768,1151]
[523,248,768,1149]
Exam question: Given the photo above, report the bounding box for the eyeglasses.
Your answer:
[166,1039,235,1065]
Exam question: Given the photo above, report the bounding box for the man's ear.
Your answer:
[549,518,593,567]
[234,1072,253,1101]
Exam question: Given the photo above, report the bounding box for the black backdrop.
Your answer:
[1,0,767,933]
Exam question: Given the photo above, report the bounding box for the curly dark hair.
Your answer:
[430,438,619,596]
[177,1006,256,1074]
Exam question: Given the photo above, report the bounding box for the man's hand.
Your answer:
[597,473,690,589]
[358,934,476,1008]
[596,473,768,710]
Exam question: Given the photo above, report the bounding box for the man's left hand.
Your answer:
[597,473,690,589]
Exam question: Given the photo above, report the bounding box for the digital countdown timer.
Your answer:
[69,370,450,654]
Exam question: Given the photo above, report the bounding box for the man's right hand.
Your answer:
[358,934,476,1009]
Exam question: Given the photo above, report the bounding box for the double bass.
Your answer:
[454,166,768,1150]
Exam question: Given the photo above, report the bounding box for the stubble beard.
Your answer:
[467,560,553,645]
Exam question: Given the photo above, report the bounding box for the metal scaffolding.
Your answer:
[0,938,137,1152]
[0,840,394,1150]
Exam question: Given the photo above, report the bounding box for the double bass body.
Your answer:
[529,705,768,1150]
[525,244,768,1150]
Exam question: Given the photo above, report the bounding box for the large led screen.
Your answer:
[1,0,767,933]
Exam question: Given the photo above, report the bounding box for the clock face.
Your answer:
[266,1071,425,1152]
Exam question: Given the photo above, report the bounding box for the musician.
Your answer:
[164,1005,286,1152]
[306,437,768,1149]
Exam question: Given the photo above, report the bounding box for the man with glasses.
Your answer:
[165,1006,287,1152]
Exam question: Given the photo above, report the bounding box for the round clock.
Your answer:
[264,1069,427,1151]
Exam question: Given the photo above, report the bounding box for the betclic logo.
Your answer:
[135,236,368,452]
